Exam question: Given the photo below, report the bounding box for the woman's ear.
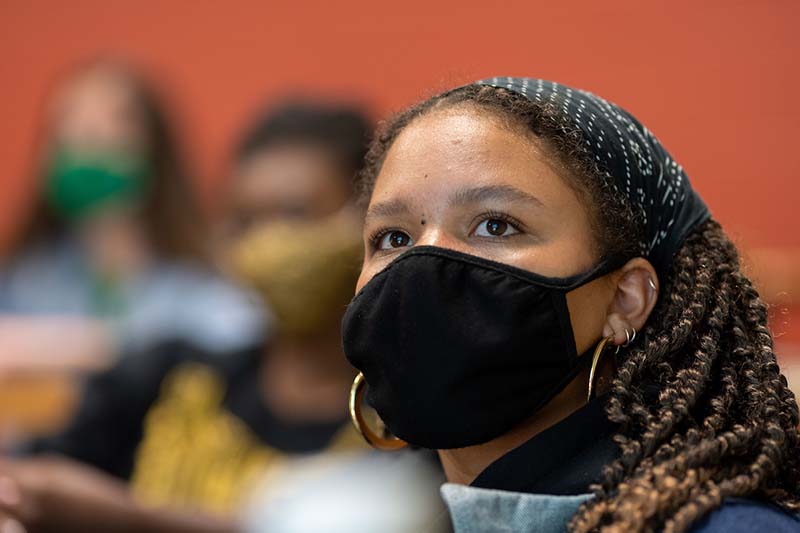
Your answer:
[602,258,659,346]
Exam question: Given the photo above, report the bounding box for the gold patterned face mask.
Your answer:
[229,208,363,338]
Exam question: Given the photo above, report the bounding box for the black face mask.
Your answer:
[342,246,620,450]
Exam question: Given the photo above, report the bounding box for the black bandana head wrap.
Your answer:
[476,77,710,279]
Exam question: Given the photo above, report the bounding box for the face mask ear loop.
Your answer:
[588,336,617,402]
[349,372,408,451]
[561,253,629,294]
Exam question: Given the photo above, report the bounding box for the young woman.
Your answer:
[0,60,263,373]
[344,78,800,532]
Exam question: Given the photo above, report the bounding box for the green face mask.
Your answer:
[45,148,151,221]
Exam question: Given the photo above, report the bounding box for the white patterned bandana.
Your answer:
[477,77,710,277]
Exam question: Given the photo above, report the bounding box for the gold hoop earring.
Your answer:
[588,336,616,402]
[349,372,408,451]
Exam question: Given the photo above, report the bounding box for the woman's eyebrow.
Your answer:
[451,184,544,207]
[365,198,412,220]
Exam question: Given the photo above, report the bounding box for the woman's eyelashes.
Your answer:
[470,212,523,239]
[368,213,525,253]
[472,218,520,238]
[372,229,414,251]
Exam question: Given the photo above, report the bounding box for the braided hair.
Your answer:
[357,84,800,532]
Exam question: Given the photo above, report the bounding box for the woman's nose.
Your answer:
[415,227,469,254]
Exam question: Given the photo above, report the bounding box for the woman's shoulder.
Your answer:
[440,485,800,533]
[690,498,800,532]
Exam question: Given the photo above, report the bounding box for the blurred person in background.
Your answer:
[0,59,265,376]
[0,101,388,533]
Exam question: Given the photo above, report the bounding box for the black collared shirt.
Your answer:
[440,397,800,532]
[430,398,618,532]
[470,397,618,495]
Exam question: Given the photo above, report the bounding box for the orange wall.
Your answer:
[4,1,800,394]
[1,2,798,250]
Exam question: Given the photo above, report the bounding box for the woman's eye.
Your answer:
[377,230,414,250]
[474,218,520,238]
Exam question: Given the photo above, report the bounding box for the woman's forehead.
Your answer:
[370,109,577,212]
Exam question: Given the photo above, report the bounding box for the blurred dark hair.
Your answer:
[8,59,208,261]
[234,101,372,180]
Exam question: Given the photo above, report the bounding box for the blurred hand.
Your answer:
[0,456,239,533]
[0,476,26,533]
[0,455,133,532]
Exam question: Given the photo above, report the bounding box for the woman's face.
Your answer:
[50,67,148,155]
[357,105,616,354]
[227,144,352,238]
